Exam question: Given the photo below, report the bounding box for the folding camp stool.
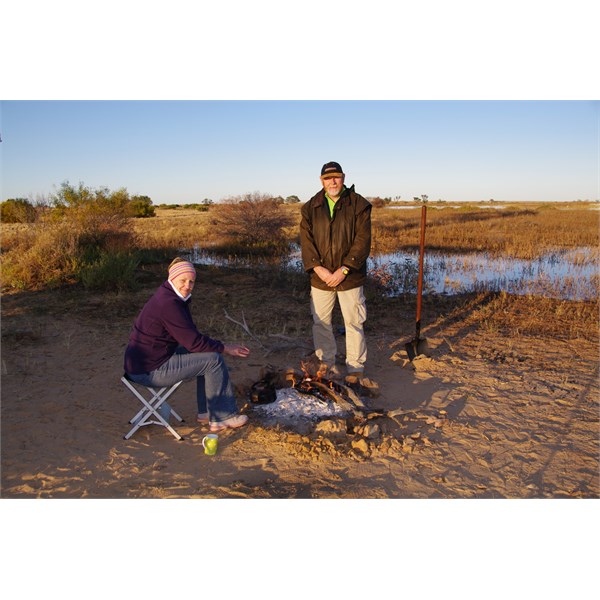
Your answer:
[121,374,185,441]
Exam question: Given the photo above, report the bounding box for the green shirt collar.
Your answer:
[324,185,346,204]
[325,185,346,217]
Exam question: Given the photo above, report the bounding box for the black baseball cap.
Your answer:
[320,161,344,178]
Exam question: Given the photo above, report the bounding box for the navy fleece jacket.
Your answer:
[124,281,224,374]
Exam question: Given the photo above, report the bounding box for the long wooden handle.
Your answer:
[415,205,427,335]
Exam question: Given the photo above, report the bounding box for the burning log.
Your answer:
[284,367,368,418]
[295,378,357,415]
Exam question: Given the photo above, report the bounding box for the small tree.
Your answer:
[128,195,156,218]
[50,181,132,250]
[212,192,295,250]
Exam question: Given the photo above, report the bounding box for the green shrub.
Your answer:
[76,251,140,291]
[0,198,38,223]
[128,195,156,218]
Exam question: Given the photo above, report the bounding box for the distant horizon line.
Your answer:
[3,195,598,205]
[150,198,600,205]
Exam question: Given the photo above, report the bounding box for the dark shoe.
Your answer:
[344,372,363,385]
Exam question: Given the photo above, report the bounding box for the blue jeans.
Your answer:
[127,347,238,423]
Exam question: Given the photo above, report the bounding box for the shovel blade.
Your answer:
[405,337,430,361]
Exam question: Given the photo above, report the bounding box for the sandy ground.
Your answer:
[2,280,598,501]
[2,274,598,598]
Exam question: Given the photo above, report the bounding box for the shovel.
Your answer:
[405,205,430,360]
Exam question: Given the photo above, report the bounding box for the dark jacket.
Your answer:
[300,184,372,291]
[123,281,224,374]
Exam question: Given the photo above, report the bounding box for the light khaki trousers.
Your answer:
[310,285,367,373]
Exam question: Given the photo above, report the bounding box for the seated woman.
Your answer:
[124,257,250,432]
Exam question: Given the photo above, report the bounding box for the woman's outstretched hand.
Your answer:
[223,344,250,358]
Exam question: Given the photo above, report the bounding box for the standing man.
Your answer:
[300,161,372,382]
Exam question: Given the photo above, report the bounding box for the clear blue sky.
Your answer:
[1,100,598,204]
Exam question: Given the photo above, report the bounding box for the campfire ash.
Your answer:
[253,388,349,426]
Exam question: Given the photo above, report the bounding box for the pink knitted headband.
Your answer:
[168,261,196,281]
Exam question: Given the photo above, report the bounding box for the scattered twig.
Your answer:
[223,308,268,350]
[443,337,455,352]
[387,407,440,419]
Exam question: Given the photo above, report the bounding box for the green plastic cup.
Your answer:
[202,433,218,456]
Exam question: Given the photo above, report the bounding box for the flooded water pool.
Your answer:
[188,245,599,302]
[370,247,599,301]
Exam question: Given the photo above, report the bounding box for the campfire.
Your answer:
[248,363,440,453]
[287,362,368,416]
[249,362,370,423]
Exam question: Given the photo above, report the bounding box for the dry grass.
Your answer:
[0,223,32,253]
[1,204,136,290]
[370,204,599,258]
[131,204,301,252]
[131,207,214,250]
[2,202,598,341]
[5,202,597,261]
[450,291,599,342]
[132,202,599,261]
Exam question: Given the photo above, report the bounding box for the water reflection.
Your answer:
[188,245,598,301]
[371,248,598,301]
